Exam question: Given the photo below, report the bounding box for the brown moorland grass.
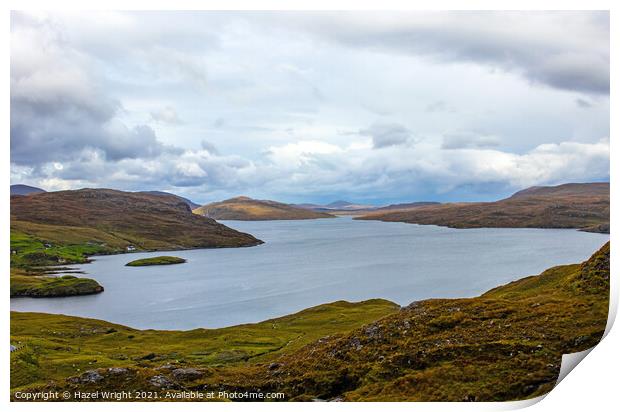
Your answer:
[194,196,336,220]
[11,189,262,250]
[10,189,262,297]
[356,183,609,233]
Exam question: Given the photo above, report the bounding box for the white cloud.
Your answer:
[442,131,500,149]
[9,11,610,203]
[150,106,182,124]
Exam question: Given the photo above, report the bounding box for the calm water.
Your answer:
[11,217,608,330]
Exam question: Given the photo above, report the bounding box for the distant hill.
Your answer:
[11,189,262,254]
[508,182,609,199]
[375,201,441,211]
[294,200,377,213]
[138,190,201,210]
[10,184,46,196]
[357,183,609,233]
[326,200,355,208]
[194,196,336,220]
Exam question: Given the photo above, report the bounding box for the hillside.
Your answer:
[10,242,609,401]
[194,196,336,220]
[10,184,46,196]
[357,183,609,233]
[138,190,201,210]
[375,201,441,211]
[10,189,262,268]
[10,300,399,393]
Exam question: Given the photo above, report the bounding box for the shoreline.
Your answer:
[10,242,610,401]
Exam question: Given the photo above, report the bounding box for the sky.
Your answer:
[10,11,610,205]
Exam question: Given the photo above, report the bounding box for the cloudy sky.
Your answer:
[10,11,609,204]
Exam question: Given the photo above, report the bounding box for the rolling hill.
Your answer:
[357,183,609,233]
[194,196,336,220]
[11,189,262,267]
[138,190,201,210]
[10,184,46,196]
[374,201,441,211]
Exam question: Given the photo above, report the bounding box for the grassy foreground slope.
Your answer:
[203,242,609,401]
[357,183,609,233]
[194,196,335,220]
[10,300,399,393]
[10,242,609,401]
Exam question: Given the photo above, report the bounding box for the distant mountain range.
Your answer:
[293,200,441,214]
[357,182,609,233]
[10,184,46,196]
[373,201,441,211]
[294,200,378,212]
[194,196,335,221]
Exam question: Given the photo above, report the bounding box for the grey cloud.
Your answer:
[10,16,171,166]
[291,11,609,95]
[212,117,225,128]
[360,123,412,149]
[9,11,610,203]
[442,132,500,150]
[576,98,593,108]
[200,140,219,155]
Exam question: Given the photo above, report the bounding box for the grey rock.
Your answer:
[171,368,203,381]
[149,374,173,388]
[68,370,104,384]
[107,367,129,375]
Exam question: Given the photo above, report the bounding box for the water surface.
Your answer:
[11,217,608,329]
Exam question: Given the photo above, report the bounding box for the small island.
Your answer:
[11,273,104,298]
[125,256,187,267]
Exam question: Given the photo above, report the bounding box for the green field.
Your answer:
[10,299,399,393]
[10,230,107,297]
